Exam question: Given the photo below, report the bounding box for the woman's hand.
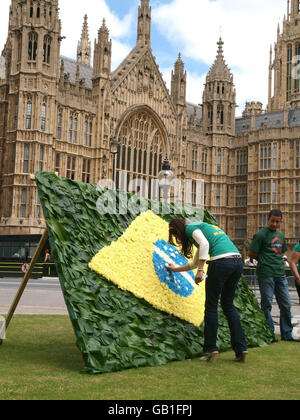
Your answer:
[166,263,177,272]
[195,270,204,285]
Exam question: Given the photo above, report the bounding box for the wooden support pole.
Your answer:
[0,229,48,345]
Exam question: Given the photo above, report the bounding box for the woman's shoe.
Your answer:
[200,351,219,363]
[235,351,248,363]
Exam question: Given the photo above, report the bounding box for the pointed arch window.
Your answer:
[17,32,22,62]
[192,149,198,172]
[39,145,44,171]
[68,116,73,142]
[20,188,27,218]
[202,150,208,174]
[228,105,232,128]
[26,100,32,129]
[57,111,62,139]
[55,153,60,175]
[73,117,78,144]
[66,157,76,180]
[208,104,213,130]
[287,44,292,100]
[36,193,41,218]
[295,44,300,92]
[28,32,38,61]
[84,119,93,146]
[217,149,222,175]
[116,111,164,199]
[23,144,29,173]
[41,103,46,131]
[14,102,19,129]
[217,104,224,126]
[82,159,91,183]
[43,36,51,64]
[84,121,88,146]
[89,122,93,147]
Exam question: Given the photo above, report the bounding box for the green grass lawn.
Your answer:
[0,315,299,400]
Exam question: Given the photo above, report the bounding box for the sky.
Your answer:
[0,0,287,116]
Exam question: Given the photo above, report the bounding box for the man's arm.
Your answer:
[248,232,262,261]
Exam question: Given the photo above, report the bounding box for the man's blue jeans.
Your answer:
[257,276,293,340]
[204,258,247,356]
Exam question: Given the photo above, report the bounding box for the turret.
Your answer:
[77,15,91,67]
[137,0,151,48]
[7,0,61,76]
[93,19,112,80]
[268,0,300,111]
[290,0,300,18]
[171,54,187,108]
[202,37,236,135]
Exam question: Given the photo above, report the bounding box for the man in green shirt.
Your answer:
[249,209,294,341]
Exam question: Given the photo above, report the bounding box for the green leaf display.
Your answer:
[35,172,274,374]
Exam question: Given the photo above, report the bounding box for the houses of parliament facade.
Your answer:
[1,0,300,255]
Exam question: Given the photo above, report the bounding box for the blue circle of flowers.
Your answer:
[152,240,195,298]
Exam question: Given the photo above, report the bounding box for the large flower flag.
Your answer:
[89,211,206,327]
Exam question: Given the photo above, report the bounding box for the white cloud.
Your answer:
[59,0,134,69]
[153,0,285,115]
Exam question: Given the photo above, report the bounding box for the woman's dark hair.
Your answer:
[169,219,193,259]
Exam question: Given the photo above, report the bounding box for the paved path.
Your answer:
[0,277,68,315]
[0,277,300,337]
[251,285,300,337]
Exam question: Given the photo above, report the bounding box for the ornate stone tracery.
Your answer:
[115,109,165,197]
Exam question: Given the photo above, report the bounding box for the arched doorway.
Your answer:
[115,107,167,198]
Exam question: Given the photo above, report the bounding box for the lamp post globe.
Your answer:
[110,139,119,188]
[110,139,119,156]
[158,156,175,201]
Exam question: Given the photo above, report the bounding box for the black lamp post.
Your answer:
[158,156,175,201]
[110,139,119,189]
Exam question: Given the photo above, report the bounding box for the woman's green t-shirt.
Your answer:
[185,222,239,258]
[293,242,300,272]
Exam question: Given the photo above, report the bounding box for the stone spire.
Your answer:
[202,37,236,135]
[206,37,232,83]
[137,0,151,48]
[93,19,112,79]
[171,53,186,107]
[77,15,91,66]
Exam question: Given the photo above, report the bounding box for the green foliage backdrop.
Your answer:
[36,172,274,374]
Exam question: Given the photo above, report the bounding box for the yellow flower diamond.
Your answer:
[89,211,205,327]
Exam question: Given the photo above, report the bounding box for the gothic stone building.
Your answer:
[1,0,300,256]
